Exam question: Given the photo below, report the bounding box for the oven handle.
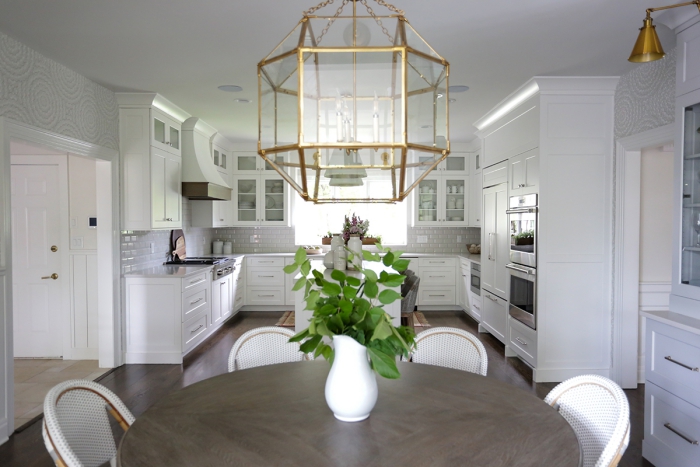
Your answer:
[506,207,538,214]
[506,263,536,276]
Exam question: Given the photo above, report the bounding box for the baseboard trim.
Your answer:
[533,367,611,383]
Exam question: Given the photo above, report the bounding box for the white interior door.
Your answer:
[11,164,63,357]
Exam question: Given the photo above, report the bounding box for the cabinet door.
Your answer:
[470,169,482,227]
[212,279,223,325]
[509,148,539,196]
[482,292,507,343]
[415,177,441,225]
[261,174,289,226]
[676,20,700,98]
[470,151,482,174]
[442,152,469,175]
[151,149,182,229]
[234,152,260,173]
[442,176,469,226]
[151,109,180,156]
[232,176,260,226]
[481,182,508,299]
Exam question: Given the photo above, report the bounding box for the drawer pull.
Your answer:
[189,278,205,286]
[191,324,204,333]
[664,355,699,372]
[664,423,699,445]
[429,261,445,263]
[190,298,203,305]
[429,294,445,297]
[430,275,446,278]
[258,294,275,297]
[258,261,274,263]
[485,294,498,302]
[259,275,275,278]
[515,337,527,346]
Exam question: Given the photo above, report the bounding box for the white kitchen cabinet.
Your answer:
[416,257,458,308]
[642,313,700,467]
[414,175,469,227]
[232,173,289,226]
[676,17,700,98]
[470,160,482,227]
[190,199,233,228]
[245,256,286,306]
[508,317,537,367]
[117,94,187,231]
[480,291,508,344]
[481,182,509,301]
[414,152,470,176]
[211,274,232,326]
[469,291,482,321]
[508,148,539,196]
[459,258,471,313]
[125,270,211,364]
[151,107,181,156]
[212,144,230,177]
[232,258,245,313]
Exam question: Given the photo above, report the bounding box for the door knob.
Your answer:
[50,245,58,252]
[41,273,59,280]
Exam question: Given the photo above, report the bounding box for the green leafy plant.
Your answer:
[513,230,534,240]
[284,244,416,379]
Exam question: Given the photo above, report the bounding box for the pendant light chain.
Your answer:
[305,0,405,45]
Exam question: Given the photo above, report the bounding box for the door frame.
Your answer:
[10,155,71,359]
[613,123,674,388]
[0,117,121,440]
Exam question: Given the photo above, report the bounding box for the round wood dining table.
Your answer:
[117,361,581,467]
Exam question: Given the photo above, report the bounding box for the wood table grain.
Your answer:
[117,361,581,467]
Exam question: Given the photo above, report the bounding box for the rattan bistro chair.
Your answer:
[544,375,630,467]
[228,326,312,372]
[401,327,488,376]
[42,379,135,467]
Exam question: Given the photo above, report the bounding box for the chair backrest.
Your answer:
[228,326,311,372]
[401,275,420,313]
[544,375,630,467]
[401,327,488,376]
[42,379,135,467]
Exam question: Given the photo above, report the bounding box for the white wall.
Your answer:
[68,155,97,250]
[639,146,674,282]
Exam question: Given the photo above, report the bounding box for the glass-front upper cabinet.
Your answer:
[234,151,288,173]
[681,101,700,289]
[151,108,180,156]
[413,151,469,176]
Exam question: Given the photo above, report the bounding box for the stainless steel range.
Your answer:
[165,256,236,279]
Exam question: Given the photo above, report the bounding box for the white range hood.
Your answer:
[181,116,232,201]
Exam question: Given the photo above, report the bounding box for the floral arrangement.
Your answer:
[342,213,370,242]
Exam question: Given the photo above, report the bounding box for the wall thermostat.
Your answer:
[88,217,97,229]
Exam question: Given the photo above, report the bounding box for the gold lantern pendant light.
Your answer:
[628,1,700,63]
[257,0,450,203]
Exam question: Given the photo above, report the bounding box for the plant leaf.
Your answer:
[392,259,410,272]
[382,252,395,266]
[338,299,353,314]
[283,263,299,274]
[305,290,321,311]
[367,347,400,379]
[378,289,402,305]
[315,320,333,337]
[364,281,378,298]
[318,303,336,316]
[343,286,357,300]
[289,328,309,343]
[300,261,311,277]
[346,276,361,287]
[381,274,406,288]
[330,269,346,283]
[322,282,342,297]
[363,269,378,282]
[299,334,322,354]
[371,318,393,341]
[292,276,307,291]
[294,248,307,265]
[362,250,380,262]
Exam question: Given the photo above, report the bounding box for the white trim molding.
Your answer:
[0,117,121,441]
[613,123,674,388]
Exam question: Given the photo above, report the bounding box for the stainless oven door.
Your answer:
[507,208,537,268]
[470,263,480,295]
[507,263,536,330]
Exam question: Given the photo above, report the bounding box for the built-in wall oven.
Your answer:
[507,193,538,329]
[507,194,537,268]
[506,263,536,329]
[470,262,480,296]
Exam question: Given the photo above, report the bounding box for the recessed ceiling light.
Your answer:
[448,85,469,93]
[420,124,433,129]
[218,85,243,92]
[449,98,457,103]
[235,98,252,103]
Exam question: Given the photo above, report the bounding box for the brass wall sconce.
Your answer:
[629,1,700,62]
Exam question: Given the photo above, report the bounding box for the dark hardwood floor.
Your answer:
[0,310,652,466]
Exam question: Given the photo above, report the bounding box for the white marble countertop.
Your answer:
[641,309,700,336]
[125,252,480,277]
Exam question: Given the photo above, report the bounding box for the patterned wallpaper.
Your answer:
[0,30,118,150]
[615,47,676,139]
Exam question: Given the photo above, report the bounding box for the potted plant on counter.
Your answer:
[283,244,416,422]
[513,230,534,245]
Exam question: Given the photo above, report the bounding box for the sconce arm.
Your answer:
[646,0,700,17]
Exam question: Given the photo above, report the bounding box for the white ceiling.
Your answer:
[0,0,677,143]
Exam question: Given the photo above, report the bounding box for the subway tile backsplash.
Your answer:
[121,197,481,274]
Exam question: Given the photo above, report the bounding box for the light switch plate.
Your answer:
[70,218,77,228]
[71,237,84,249]
[150,242,155,253]
[417,235,428,243]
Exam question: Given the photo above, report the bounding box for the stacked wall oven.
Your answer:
[506,194,537,329]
